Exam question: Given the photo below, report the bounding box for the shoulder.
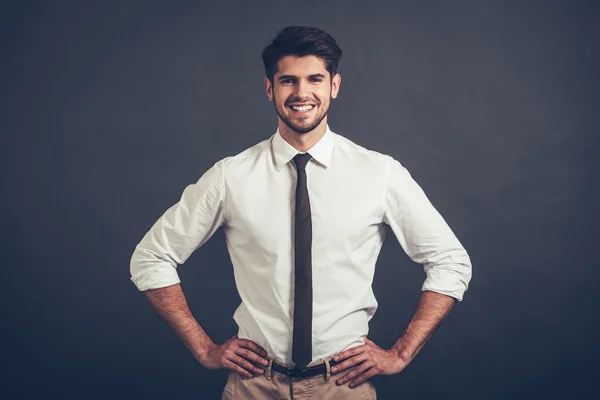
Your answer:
[331,131,396,168]
[213,135,273,173]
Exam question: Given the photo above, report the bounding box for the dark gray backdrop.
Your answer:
[1,1,599,399]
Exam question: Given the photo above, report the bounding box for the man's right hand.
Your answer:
[199,335,270,379]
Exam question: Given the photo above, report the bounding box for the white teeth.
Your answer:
[291,105,314,112]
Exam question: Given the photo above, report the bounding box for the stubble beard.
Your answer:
[273,93,330,135]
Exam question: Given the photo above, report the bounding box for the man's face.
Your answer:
[265,55,341,134]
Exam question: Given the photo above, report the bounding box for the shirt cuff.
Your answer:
[421,266,470,302]
[130,264,181,291]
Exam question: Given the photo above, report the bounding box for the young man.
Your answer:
[130,26,472,399]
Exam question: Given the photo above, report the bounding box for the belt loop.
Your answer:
[323,358,331,381]
[265,358,274,381]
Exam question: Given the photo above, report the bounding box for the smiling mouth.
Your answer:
[288,104,316,113]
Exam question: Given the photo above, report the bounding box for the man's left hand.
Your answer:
[331,337,411,388]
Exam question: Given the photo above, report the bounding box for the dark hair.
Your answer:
[261,26,342,83]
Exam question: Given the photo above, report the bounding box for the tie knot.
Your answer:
[293,153,312,171]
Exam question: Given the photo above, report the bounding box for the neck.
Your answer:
[278,118,328,153]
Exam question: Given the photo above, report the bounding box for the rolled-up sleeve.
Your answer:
[382,157,472,301]
[130,160,227,291]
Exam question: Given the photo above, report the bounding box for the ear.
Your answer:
[264,77,273,102]
[330,73,342,99]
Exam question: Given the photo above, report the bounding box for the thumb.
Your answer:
[364,337,374,345]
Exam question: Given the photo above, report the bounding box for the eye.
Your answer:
[281,79,295,84]
[310,77,323,83]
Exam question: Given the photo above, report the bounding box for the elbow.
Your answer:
[422,259,472,302]
[129,246,180,292]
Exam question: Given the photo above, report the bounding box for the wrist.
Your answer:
[391,341,414,363]
[194,340,217,363]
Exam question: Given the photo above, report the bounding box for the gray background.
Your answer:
[1,0,599,399]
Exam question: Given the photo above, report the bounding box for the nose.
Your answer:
[295,79,310,99]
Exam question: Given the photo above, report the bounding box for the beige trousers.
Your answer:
[221,357,377,399]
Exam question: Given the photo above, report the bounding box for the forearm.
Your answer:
[143,283,215,362]
[391,290,456,361]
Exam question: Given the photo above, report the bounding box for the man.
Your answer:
[130,26,472,399]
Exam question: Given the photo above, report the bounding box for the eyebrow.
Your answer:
[278,73,326,81]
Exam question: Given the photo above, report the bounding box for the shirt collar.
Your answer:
[272,124,335,171]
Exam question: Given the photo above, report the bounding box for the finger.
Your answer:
[330,353,368,374]
[364,337,374,345]
[335,360,373,386]
[222,358,253,379]
[237,339,268,358]
[234,346,269,368]
[349,366,378,388]
[333,345,366,362]
[229,354,265,376]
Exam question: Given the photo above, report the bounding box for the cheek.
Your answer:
[319,88,332,100]
[317,93,330,105]
[275,90,290,104]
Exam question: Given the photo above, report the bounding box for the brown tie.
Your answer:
[291,153,313,368]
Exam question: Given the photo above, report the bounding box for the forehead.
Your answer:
[274,55,329,78]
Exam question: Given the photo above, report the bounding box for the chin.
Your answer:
[291,123,318,134]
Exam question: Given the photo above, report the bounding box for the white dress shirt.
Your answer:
[130,125,472,365]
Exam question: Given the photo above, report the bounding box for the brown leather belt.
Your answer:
[271,358,341,378]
